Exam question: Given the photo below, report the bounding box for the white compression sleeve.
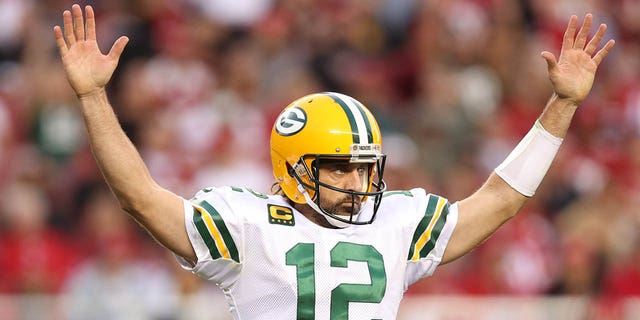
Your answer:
[494,120,564,197]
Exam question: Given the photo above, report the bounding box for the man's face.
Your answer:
[315,160,371,217]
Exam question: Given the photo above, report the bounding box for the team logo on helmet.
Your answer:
[275,106,307,136]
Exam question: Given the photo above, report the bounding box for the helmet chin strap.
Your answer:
[297,184,356,228]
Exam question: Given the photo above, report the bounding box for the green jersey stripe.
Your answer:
[407,195,440,260]
[417,202,449,259]
[193,207,222,260]
[197,200,240,263]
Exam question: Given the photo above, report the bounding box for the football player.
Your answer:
[54,4,614,319]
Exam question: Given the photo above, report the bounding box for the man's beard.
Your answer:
[321,194,362,217]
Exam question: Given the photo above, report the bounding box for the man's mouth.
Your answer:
[339,202,360,213]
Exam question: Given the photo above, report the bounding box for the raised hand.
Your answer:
[53,4,129,97]
[541,14,615,106]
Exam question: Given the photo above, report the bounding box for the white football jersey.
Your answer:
[176,186,458,320]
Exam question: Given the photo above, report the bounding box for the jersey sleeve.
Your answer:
[174,187,243,288]
[403,192,459,287]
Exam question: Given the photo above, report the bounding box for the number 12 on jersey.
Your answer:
[286,242,387,320]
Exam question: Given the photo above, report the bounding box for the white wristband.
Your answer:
[494,120,563,197]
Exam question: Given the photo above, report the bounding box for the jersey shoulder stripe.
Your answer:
[407,194,450,261]
[192,199,240,263]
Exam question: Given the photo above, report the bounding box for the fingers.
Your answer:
[584,23,607,56]
[561,15,578,54]
[562,14,616,65]
[108,36,130,61]
[85,5,97,41]
[541,51,558,73]
[592,39,616,67]
[56,4,97,53]
[63,9,75,46]
[53,26,69,56]
[72,4,85,41]
[573,14,593,49]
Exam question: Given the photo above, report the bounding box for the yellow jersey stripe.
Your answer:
[411,197,446,261]
[197,206,231,260]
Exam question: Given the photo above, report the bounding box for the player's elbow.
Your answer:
[481,174,530,219]
[112,186,155,220]
[117,194,146,220]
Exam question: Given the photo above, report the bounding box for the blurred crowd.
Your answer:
[1,0,639,318]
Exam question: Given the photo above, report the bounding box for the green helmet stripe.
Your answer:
[326,92,372,144]
[348,96,374,144]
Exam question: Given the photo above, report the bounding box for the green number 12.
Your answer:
[286,242,387,320]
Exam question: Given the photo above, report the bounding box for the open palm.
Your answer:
[54,5,128,97]
[541,14,615,105]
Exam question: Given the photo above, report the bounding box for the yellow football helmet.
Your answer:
[270,92,387,226]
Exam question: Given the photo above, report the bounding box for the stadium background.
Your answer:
[0,0,639,318]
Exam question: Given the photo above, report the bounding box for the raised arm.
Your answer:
[54,4,196,262]
[442,14,615,263]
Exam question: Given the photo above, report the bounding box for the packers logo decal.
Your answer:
[275,106,306,136]
[268,204,295,226]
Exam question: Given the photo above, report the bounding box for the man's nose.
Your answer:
[344,169,364,191]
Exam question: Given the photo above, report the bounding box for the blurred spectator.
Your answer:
[0,179,79,293]
[0,0,32,61]
[62,186,179,320]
